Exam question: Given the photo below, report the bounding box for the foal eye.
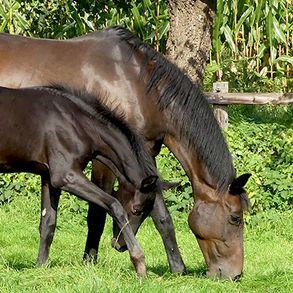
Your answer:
[229,215,242,225]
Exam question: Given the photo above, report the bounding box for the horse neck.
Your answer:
[163,133,219,201]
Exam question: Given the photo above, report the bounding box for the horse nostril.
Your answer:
[132,205,143,216]
[233,274,242,281]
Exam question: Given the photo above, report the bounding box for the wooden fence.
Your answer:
[205,82,293,128]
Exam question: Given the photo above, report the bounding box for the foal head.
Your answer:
[111,181,179,252]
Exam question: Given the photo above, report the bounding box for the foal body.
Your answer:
[0,86,160,276]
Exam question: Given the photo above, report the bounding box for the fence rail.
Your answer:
[206,82,292,128]
[206,92,293,105]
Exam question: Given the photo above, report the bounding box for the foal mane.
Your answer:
[41,85,158,182]
[110,26,236,194]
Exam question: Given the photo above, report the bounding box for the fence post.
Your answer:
[213,82,229,129]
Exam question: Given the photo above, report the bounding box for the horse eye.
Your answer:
[229,215,242,225]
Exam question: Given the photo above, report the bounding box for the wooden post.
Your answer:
[213,82,229,129]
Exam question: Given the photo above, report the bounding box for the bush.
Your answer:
[0,173,39,204]
[227,105,293,213]
[156,147,193,218]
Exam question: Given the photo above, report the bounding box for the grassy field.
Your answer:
[0,194,292,293]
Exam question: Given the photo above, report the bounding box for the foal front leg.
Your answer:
[84,160,116,263]
[37,177,60,266]
[54,170,146,277]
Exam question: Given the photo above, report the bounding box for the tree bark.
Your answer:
[166,0,216,84]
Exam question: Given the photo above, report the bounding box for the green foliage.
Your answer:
[210,0,293,91]
[0,1,292,217]
[203,57,290,92]
[1,107,290,217]
[0,0,169,50]
[156,147,193,217]
[0,173,39,204]
[227,109,293,213]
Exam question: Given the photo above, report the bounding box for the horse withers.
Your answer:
[0,85,161,276]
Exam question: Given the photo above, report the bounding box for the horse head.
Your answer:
[188,173,251,280]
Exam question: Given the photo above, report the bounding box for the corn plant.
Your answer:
[211,0,293,90]
[0,0,30,34]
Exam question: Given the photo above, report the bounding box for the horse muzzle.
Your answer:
[206,267,242,281]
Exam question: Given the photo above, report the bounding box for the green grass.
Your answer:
[0,195,292,293]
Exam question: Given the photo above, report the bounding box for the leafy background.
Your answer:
[0,0,292,220]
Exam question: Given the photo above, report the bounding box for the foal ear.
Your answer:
[140,175,158,193]
[230,173,252,191]
[161,180,181,190]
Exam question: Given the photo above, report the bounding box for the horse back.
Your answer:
[0,31,153,132]
[0,31,123,89]
[0,87,90,171]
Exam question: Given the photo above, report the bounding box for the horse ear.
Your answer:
[230,173,251,191]
[140,175,158,193]
[161,180,181,190]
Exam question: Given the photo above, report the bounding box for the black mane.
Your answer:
[37,85,158,182]
[110,26,236,193]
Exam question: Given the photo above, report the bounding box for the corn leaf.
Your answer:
[223,25,237,52]
[273,16,286,43]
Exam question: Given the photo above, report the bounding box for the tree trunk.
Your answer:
[166,0,216,84]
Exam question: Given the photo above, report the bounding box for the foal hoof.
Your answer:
[111,238,127,252]
[83,249,98,265]
[36,260,49,268]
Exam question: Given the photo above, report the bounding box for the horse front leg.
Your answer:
[83,160,116,263]
[37,176,61,266]
[150,192,186,274]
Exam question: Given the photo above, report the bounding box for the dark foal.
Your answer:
[0,85,161,276]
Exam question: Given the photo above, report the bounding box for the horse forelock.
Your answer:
[39,85,159,187]
[111,26,236,193]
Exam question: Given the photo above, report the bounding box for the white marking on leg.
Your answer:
[42,208,47,217]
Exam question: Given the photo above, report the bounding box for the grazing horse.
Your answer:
[0,27,251,279]
[0,85,161,276]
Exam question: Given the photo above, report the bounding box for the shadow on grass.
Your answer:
[2,256,73,271]
[3,258,36,270]
[148,263,207,277]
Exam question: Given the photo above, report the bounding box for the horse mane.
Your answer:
[38,85,158,183]
[109,26,236,194]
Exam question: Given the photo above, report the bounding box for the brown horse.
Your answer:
[0,27,251,279]
[0,85,161,276]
